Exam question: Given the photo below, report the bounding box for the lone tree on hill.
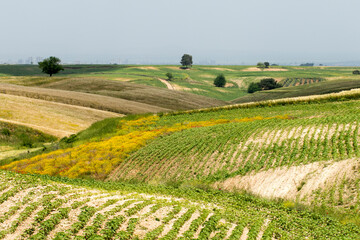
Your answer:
[38,56,64,77]
[214,74,226,87]
[180,54,193,69]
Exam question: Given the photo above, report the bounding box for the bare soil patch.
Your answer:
[215,158,358,203]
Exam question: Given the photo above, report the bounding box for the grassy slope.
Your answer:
[0,170,359,239]
[0,121,55,147]
[0,121,56,164]
[1,64,360,101]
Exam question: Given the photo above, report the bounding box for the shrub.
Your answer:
[259,78,282,90]
[248,78,282,94]
[214,74,226,87]
[165,72,174,81]
[1,128,11,136]
[353,70,360,75]
[247,82,261,93]
[19,133,33,148]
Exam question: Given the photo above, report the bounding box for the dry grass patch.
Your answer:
[0,94,121,138]
[0,83,168,115]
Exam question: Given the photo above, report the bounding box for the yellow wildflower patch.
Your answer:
[1,115,290,179]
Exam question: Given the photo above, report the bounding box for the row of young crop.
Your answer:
[2,170,360,239]
[112,101,360,184]
[0,171,280,240]
[115,112,360,185]
[280,78,324,87]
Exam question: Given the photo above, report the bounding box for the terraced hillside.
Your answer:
[0,170,359,239]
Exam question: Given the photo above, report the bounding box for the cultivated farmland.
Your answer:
[1,64,360,238]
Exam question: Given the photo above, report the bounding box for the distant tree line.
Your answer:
[248,78,282,93]
[300,63,314,67]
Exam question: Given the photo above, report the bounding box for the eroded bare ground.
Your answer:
[0,172,256,240]
[215,158,360,208]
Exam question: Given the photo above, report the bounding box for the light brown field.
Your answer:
[242,67,288,72]
[0,93,122,137]
[0,82,169,115]
[131,66,160,71]
[203,67,235,71]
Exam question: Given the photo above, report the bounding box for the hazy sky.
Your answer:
[1,0,359,64]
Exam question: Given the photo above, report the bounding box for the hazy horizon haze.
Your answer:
[1,0,359,65]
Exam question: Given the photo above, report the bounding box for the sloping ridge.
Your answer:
[40,78,226,111]
[0,83,168,115]
[232,79,360,104]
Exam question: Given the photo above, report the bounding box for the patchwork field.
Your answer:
[1,64,360,101]
[1,64,360,238]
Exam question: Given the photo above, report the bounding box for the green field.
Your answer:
[1,64,360,238]
[1,64,360,101]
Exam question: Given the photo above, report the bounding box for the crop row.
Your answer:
[280,78,324,87]
[0,171,270,240]
[116,116,359,183]
[1,170,359,239]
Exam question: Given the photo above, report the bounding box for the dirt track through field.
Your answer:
[158,78,175,90]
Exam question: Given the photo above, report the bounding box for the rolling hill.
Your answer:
[2,65,360,238]
[3,89,360,221]
[2,64,360,102]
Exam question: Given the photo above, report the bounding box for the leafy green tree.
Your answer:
[259,78,282,90]
[247,82,261,93]
[264,62,270,68]
[257,62,265,70]
[165,72,174,81]
[353,70,360,75]
[214,74,226,87]
[180,54,193,69]
[38,56,64,77]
